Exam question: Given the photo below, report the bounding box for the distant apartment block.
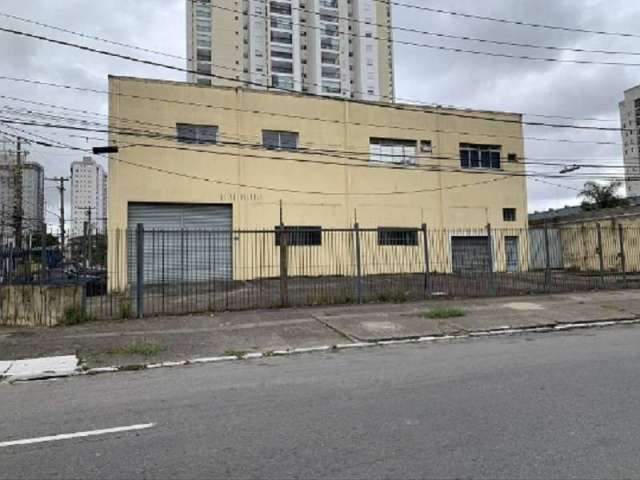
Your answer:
[186,0,395,101]
[619,84,640,197]
[70,157,107,238]
[0,141,45,245]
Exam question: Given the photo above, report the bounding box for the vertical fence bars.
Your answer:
[6,223,640,321]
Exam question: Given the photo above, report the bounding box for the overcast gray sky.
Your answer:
[1,0,639,227]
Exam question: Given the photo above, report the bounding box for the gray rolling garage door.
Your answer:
[128,203,232,283]
[451,236,492,273]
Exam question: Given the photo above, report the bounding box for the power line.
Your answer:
[213,0,640,59]
[3,23,640,132]
[2,126,524,196]
[0,11,187,60]
[0,70,630,138]
[0,115,627,175]
[196,1,640,69]
[384,0,640,39]
[0,120,627,193]
[0,68,620,126]
[0,76,625,149]
[0,107,629,176]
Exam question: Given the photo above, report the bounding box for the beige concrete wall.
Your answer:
[107,77,528,285]
[0,285,84,328]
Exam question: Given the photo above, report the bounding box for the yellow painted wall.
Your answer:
[553,218,640,273]
[107,77,528,286]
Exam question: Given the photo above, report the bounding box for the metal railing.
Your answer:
[3,223,640,321]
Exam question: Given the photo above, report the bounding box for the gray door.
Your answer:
[127,203,232,284]
[451,236,491,273]
[505,236,519,272]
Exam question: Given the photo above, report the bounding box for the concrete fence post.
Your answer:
[596,222,605,288]
[354,222,363,304]
[618,223,627,287]
[279,223,289,307]
[136,223,144,319]
[421,223,431,297]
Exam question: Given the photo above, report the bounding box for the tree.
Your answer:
[579,180,629,211]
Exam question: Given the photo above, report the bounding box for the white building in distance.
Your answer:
[186,0,395,101]
[619,84,640,197]
[70,157,107,238]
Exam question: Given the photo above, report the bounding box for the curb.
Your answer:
[5,318,640,383]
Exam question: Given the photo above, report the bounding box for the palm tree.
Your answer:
[579,180,629,211]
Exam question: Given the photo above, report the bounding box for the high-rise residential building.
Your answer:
[620,84,640,197]
[70,157,108,238]
[0,141,45,246]
[186,0,395,102]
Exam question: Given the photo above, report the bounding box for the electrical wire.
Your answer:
[383,0,640,39]
[0,114,628,175]
[0,76,626,148]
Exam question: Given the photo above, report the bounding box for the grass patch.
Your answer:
[423,308,466,319]
[106,340,166,357]
[61,306,94,326]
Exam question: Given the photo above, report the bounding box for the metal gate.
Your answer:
[451,236,491,273]
[127,203,232,283]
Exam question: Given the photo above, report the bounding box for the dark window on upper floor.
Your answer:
[176,124,218,144]
[275,226,322,246]
[263,130,298,150]
[378,228,419,246]
[503,208,517,222]
[460,144,501,170]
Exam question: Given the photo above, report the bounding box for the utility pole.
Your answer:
[45,177,69,255]
[13,137,23,249]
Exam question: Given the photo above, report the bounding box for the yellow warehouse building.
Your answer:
[107,76,529,290]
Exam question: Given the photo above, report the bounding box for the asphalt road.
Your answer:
[2,326,640,479]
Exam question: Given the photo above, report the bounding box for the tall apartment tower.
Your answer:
[620,84,640,197]
[0,140,45,245]
[187,0,395,102]
[70,157,108,238]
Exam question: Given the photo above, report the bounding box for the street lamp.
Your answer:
[559,165,581,174]
[92,146,119,155]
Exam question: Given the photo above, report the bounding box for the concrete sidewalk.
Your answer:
[2,289,640,373]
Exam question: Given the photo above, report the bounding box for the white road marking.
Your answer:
[0,423,155,448]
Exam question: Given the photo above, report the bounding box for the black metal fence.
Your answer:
[3,223,640,321]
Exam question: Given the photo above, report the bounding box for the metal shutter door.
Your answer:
[451,236,491,273]
[127,203,232,283]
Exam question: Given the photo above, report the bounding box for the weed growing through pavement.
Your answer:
[423,308,466,319]
[106,340,167,356]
